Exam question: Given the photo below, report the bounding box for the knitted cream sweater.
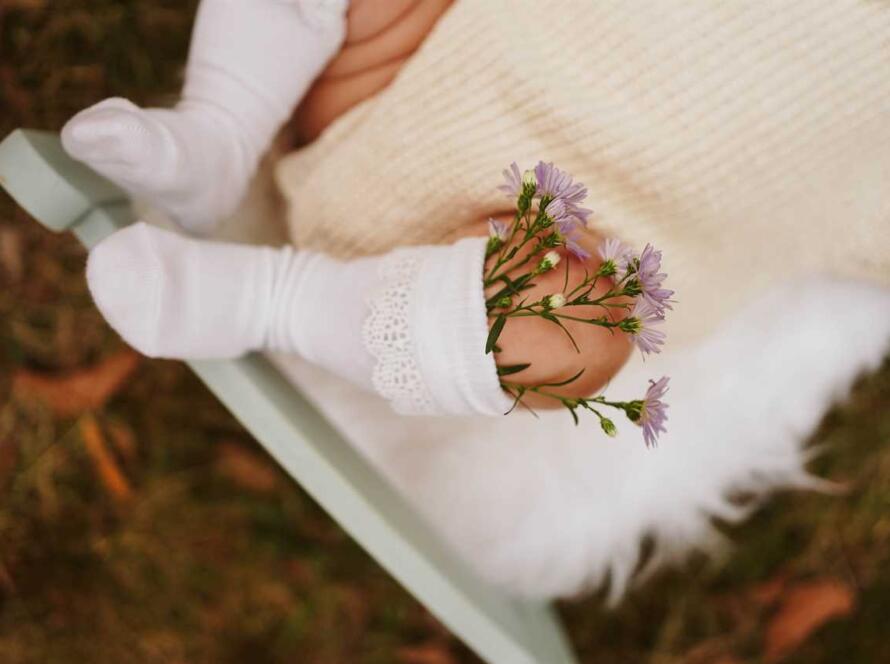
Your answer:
[276,0,890,344]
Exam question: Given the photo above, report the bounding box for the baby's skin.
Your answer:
[294,0,456,142]
[298,1,631,405]
[67,0,631,412]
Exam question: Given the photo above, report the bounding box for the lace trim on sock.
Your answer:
[361,249,438,415]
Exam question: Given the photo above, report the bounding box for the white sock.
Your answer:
[61,0,348,234]
[86,223,511,416]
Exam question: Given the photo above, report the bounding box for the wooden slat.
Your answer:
[0,129,127,231]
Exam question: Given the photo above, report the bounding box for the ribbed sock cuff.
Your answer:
[410,237,512,416]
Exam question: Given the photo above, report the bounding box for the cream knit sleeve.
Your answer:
[276,0,890,345]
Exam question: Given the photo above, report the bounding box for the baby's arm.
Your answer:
[295,0,455,142]
[86,220,630,416]
[457,220,632,408]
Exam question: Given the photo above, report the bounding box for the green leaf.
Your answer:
[497,363,532,377]
[486,314,507,354]
[503,385,526,415]
[540,313,580,352]
[539,368,586,388]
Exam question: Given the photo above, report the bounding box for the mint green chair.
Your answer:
[0,129,577,664]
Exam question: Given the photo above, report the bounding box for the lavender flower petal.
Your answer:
[625,299,666,356]
[534,161,591,225]
[488,217,510,241]
[639,376,670,447]
[497,162,523,199]
[564,235,591,261]
[633,243,675,313]
[544,198,570,224]
[597,238,633,277]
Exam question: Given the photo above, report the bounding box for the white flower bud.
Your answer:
[522,170,537,188]
[533,250,562,275]
[600,418,618,437]
[543,293,566,309]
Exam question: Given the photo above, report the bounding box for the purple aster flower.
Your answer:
[534,161,592,225]
[564,233,591,261]
[620,299,666,356]
[497,162,524,199]
[488,217,510,242]
[597,238,633,278]
[542,199,589,259]
[631,243,675,314]
[544,198,571,224]
[547,199,584,237]
[556,218,581,236]
[638,376,669,448]
[534,161,584,202]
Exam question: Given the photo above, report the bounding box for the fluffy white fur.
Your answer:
[269,276,890,602]
[141,156,890,603]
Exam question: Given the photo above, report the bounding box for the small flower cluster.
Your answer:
[486,162,674,447]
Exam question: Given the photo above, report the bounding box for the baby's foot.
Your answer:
[87,222,282,358]
[62,98,256,234]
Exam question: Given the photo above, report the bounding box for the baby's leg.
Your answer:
[86,222,630,415]
[61,0,348,234]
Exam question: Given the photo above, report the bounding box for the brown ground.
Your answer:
[1,2,888,662]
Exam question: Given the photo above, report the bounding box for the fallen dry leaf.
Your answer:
[79,413,133,503]
[13,350,140,417]
[682,638,741,664]
[106,420,139,462]
[1,0,48,10]
[0,560,15,594]
[396,642,458,664]
[0,65,32,118]
[764,578,855,662]
[0,438,18,490]
[0,227,23,282]
[286,558,317,588]
[214,442,280,493]
[748,574,789,608]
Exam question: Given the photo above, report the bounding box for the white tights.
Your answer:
[61,0,348,234]
[64,0,511,416]
[88,223,511,416]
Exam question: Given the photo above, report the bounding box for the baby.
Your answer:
[58,0,890,602]
[62,0,631,416]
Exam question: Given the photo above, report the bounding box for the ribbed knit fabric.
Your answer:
[276,0,890,344]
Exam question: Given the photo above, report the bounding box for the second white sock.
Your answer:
[62,0,349,232]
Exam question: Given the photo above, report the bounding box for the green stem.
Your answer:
[506,311,623,328]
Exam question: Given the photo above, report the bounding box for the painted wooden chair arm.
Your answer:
[0,129,576,664]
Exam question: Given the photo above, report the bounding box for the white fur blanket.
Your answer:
[143,157,890,602]
[270,277,890,601]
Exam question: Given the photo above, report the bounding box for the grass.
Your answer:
[1,2,888,662]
